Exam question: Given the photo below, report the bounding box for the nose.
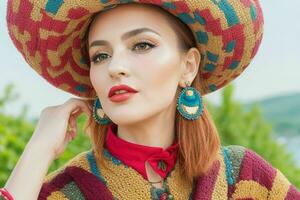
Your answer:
[109,69,128,79]
[108,53,130,79]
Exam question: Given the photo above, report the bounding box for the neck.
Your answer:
[116,101,177,149]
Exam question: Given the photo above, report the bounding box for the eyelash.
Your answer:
[91,41,156,64]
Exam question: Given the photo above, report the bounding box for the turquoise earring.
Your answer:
[92,96,111,125]
[176,81,203,120]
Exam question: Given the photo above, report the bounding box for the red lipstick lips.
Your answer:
[108,84,138,102]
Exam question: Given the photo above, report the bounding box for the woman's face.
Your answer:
[88,3,190,125]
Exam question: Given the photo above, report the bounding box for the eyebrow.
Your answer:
[89,27,160,49]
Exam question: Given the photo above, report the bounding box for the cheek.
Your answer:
[139,48,181,87]
[89,66,106,95]
[89,67,98,89]
[134,48,181,102]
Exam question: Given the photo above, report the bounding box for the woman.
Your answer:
[2,0,300,199]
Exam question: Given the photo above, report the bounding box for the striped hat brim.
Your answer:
[6,0,264,99]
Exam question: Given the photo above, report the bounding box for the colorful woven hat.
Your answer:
[6,0,263,99]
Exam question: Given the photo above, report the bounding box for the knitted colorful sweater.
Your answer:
[38,145,300,200]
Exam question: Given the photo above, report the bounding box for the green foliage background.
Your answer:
[1,84,299,189]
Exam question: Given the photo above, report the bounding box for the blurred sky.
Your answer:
[0,0,300,119]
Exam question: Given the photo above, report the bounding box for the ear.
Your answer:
[179,47,201,87]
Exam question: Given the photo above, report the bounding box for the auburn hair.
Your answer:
[82,3,221,184]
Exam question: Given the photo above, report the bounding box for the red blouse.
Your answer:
[105,123,179,181]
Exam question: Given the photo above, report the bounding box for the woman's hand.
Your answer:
[4,98,92,200]
[28,98,92,160]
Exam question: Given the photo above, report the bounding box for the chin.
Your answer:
[110,113,151,126]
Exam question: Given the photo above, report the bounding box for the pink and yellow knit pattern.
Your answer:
[7,0,263,98]
[38,145,300,199]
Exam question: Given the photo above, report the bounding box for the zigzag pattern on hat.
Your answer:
[7,0,263,98]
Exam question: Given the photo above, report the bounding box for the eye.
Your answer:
[132,41,156,51]
[91,53,110,64]
[90,41,156,64]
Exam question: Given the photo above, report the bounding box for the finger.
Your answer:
[70,107,81,115]
[68,101,92,123]
[72,108,84,118]
[69,107,83,137]
[69,130,76,140]
[64,98,91,115]
[64,99,93,136]
[67,125,74,139]
[68,116,78,136]
[67,123,77,140]
[65,129,73,142]
[69,108,84,129]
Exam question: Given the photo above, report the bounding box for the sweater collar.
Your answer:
[105,123,179,181]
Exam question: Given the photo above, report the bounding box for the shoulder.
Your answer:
[221,145,300,199]
[222,145,286,183]
[221,145,246,185]
[43,150,92,183]
[38,149,112,200]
